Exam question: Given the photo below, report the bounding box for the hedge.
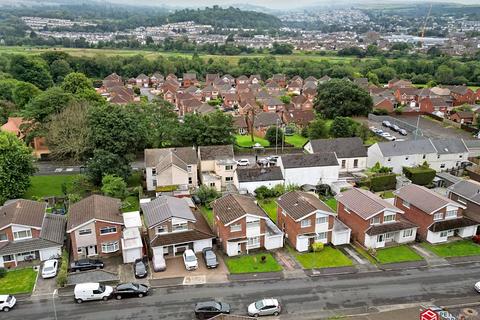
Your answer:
[403,166,436,186]
[370,173,397,192]
[56,249,69,287]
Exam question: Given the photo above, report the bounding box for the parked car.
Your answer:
[257,158,269,166]
[475,281,480,293]
[192,195,201,205]
[399,129,408,136]
[380,132,391,138]
[134,258,148,278]
[114,283,149,300]
[153,254,166,272]
[382,120,392,128]
[183,249,198,271]
[194,300,231,319]
[0,295,16,312]
[74,283,113,303]
[391,124,400,132]
[268,155,279,165]
[41,259,58,279]
[237,159,250,166]
[70,259,104,272]
[248,298,281,317]
[202,248,219,269]
[384,136,397,141]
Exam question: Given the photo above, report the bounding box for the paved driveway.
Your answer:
[33,272,57,296]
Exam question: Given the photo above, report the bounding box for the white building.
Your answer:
[121,211,144,263]
[234,167,284,195]
[278,153,339,186]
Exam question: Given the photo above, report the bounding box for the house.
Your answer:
[271,74,287,87]
[253,112,282,137]
[121,211,144,263]
[388,79,413,89]
[233,116,248,135]
[183,73,198,87]
[282,109,315,128]
[0,199,66,268]
[277,191,351,252]
[464,139,480,158]
[394,87,419,106]
[206,73,219,86]
[337,188,417,249]
[142,196,214,258]
[198,145,237,191]
[395,184,477,243]
[444,86,477,106]
[318,75,330,84]
[144,147,198,192]
[67,195,124,260]
[150,72,164,86]
[136,74,150,87]
[213,194,283,256]
[236,75,249,85]
[367,139,468,174]
[304,137,367,173]
[447,180,480,224]
[449,111,474,124]
[278,153,339,186]
[249,75,262,84]
[1,117,50,159]
[287,80,302,95]
[291,95,313,110]
[234,167,284,194]
[372,95,394,113]
[238,100,256,115]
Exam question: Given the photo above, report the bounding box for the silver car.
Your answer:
[248,298,281,317]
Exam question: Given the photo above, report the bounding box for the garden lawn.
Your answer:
[294,246,353,269]
[285,134,308,148]
[323,198,337,211]
[258,199,277,222]
[421,240,480,257]
[23,174,78,199]
[375,245,423,264]
[200,206,214,227]
[225,253,282,273]
[122,195,139,213]
[0,268,37,295]
[235,135,270,147]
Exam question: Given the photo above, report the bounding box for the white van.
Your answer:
[74,283,113,303]
[0,295,16,312]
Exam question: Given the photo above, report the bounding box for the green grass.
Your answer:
[354,245,378,265]
[199,206,214,227]
[235,135,270,148]
[375,245,423,264]
[258,199,277,222]
[0,268,37,295]
[122,195,139,213]
[323,198,338,211]
[293,246,353,269]
[380,191,395,199]
[23,174,78,199]
[421,240,480,257]
[225,253,283,273]
[285,134,308,148]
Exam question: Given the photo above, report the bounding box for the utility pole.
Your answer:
[275,119,279,155]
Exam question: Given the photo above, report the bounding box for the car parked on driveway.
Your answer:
[70,259,104,272]
[41,259,58,279]
[0,295,16,312]
[114,283,149,300]
[237,159,250,166]
[183,249,198,271]
[74,283,113,303]
[134,258,148,278]
[202,248,218,269]
[194,300,230,319]
[248,298,281,317]
[153,254,166,272]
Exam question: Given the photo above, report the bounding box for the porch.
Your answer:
[427,217,478,244]
[364,220,417,249]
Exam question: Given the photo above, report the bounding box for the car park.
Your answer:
[399,129,408,136]
[41,259,58,279]
[74,283,113,303]
[153,254,166,272]
[70,259,104,272]
[134,258,148,278]
[257,158,269,166]
[183,249,198,271]
[114,283,149,300]
[237,159,250,166]
[382,120,392,128]
[384,135,397,141]
[194,300,231,319]
[268,155,279,165]
[202,247,218,269]
[392,124,400,132]
[248,298,281,317]
[0,295,16,312]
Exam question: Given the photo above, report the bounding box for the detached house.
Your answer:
[198,145,237,191]
[277,191,351,252]
[337,188,417,249]
[213,194,283,256]
[235,167,284,195]
[142,196,214,258]
[395,184,477,243]
[0,199,66,268]
[278,153,339,187]
[67,195,123,260]
[447,179,480,225]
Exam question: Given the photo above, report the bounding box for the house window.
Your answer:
[383,214,395,223]
[0,233,7,241]
[172,222,188,232]
[301,219,312,228]
[445,210,457,219]
[225,165,233,171]
[2,255,14,262]
[370,216,381,225]
[457,197,467,205]
[187,165,192,173]
[353,159,358,168]
[79,229,92,236]
[315,232,327,241]
[152,168,156,175]
[341,160,346,169]
[433,212,443,221]
[209,183,216,187]
[188,177,193,184]
[247,236,260,247]
[101,241,119,253]
[437,155,441,159]
[402,200,410,208]
[230,224,242,232]
[226,177,233,182]
[153,179,157,187]
[316,217,328,224]
[13,229,32,240]
[77,248,83,253]
[156,226,166,234]
[459,155,463,158]
[100,226,117,235]
[403,229,413,237]
[440,231,448,238]
[377,234,384,242]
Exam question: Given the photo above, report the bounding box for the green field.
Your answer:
[235,134,270,147]
[23,174,78,199]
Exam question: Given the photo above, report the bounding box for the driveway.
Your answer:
[33,271,57,296]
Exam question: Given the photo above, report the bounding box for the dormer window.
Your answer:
[383,214,395,223]
[433,212,443,221]
[13,230,32,240]
[445,210,457,219]
[156,226,167,234]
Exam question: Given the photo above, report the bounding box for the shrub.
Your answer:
[370,173,397,192]
[372,108,389,115]
[56,249,69,287]
[195,185,220,206]
[0,267,6,278]
[254,184,285,199]
[260,255,267,264]
[473,235,480,244]
[311,242,324,252]
[403,166,436,186]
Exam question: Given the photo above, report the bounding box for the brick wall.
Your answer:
[449,193,480,224]
[337,202,372,245]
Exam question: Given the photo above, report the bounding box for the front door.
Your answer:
[87,245,97,256]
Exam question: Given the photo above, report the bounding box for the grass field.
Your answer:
[225,253,283,274]
[199,206,214,227]
[292,246,353,269]
[23,174,78,199]
[421,240,480,257]
[235,134,270,147]
[0,268,38,295]
[375,245,423,264]
[285,134,308,148]
[258,199,278,222]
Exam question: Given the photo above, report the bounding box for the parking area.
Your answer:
[33,270,57,296]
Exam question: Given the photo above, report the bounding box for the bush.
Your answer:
[370,173,397,192]
[403,166,436,186]
[260,255,267,263]
[473,235,480,244]
[372,108,389,115]
[254,184,285,199]
[195,185,220,207]
[0,267,6,278]
[311,242,324,252]
[56,250,69,287]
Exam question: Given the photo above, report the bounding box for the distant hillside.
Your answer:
[168,6,283,29]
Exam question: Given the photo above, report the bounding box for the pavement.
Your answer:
[9,262,480,319]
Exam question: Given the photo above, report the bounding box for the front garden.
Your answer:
[289,245,353,269]
[421,240,480,258]
[225,253,283,274]
[0,268,38,295]
[356,245,423,264]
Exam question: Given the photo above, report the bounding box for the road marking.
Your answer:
[183,275,206,285]
[54,168,63,172]
[345,247,366,265]
[66,168,73,172]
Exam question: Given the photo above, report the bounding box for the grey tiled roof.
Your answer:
[213,194,268,225]
[307,137,367,158]
[142,196,195,228]
[430,138,468,154]
[40,214,66,244]
[198,145,234,161]
[336,188,402,220]
[448,180,480,205]
[145,147,198,167]
[464,139,480,149]
[0,238,61,255]
[281,153,338,169]
[236,167,284,183]
[277,191,333,220]
[376,139,437,157]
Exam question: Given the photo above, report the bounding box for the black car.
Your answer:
[202,248,218,269]
[134,258,148,278]
[70,259,104,272]
[114,283,149,300]
[194,301,230,319]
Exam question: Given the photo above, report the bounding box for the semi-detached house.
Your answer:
[278,153,339,187]
[447,179,480,224]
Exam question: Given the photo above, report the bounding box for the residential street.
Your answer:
[11,263,480,320]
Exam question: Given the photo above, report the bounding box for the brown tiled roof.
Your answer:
[233,116,248,129]
[144,147,198,167]
[395,184,462,215]
[277,191,333,220]
[429,217,478,232]
[67,195,122,231]
[283,110,315,126]
[365,218,417,236]
[198,145,234,161]
[213,194,268,225]
[0,199,46,229]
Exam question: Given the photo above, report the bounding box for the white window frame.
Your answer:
[316,216,328,225]
[247,236,260,246]
[341,160,346,169]
[402,200,410,208]
[433,212,443,221]
[403,229,413,238]
[101,241,119,253]
[13,229,32,240]
[301,219,311,228]
[172,222,188,232]
[315,232,327,241]
[445,210,457,219]
[100,226,117,235]
[230,224,242,232]
[353,159,359,168]
[2,254,15,262]
[440,231,448,238]
[457,197,467,205]
[383,214,396,223]
[225,165,233,171]
[156,226,167,234]
[370,216,381,225]
[187,165,192,173]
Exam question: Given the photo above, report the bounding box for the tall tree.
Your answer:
[12,82,41,108]
[61,72,94,95]
[23,87,74,123]
[9,55,53,90]
[329,117,358,138]
[86,150,132,186]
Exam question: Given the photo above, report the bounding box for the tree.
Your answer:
[45,102,91,163]
[12,82,41,108]
[23,87,74,123]
[265,126,284,146]
[50,59,72,83]
[314,79,373,119]
[61,72,93,95]
[86,150,132,186]
[329,117,358,138]
[101,175,127,199]
[195,185,220,207]
[177,111,235,146]
[280,95,291,104]
[307,118,329,139]
[0,131,36,204]
[8,55,53,90]
[141,101,180,148]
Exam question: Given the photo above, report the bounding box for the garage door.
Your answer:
[332,231,350,246]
